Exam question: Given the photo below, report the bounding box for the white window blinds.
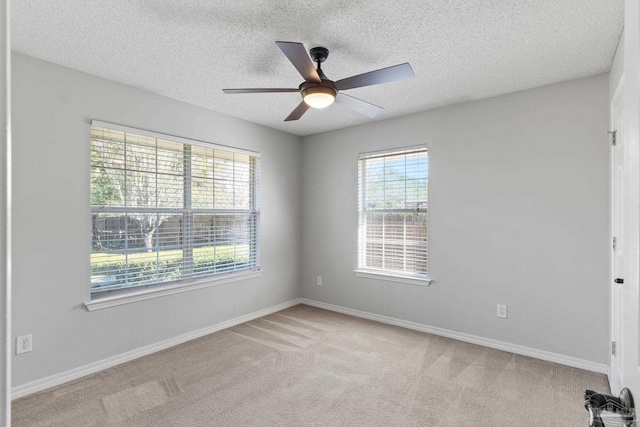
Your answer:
[90,122,260,295]
[358,147,428,277]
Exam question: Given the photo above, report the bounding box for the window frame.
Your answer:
[87,120,261,309]
[354,145,431,286]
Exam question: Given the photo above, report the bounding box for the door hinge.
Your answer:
[612,341,617,356]
[613,237,617,251]
[609,130,617,146]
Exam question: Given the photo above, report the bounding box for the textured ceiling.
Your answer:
[12,0,624,137]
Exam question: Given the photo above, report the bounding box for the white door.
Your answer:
[609,81,624,394]
[613,0,640,404]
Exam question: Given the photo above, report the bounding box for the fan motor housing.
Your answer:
[299,80,337,99]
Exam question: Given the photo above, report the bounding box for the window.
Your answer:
[90,122,260,297]
[357,147,428,281]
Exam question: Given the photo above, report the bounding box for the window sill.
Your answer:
[85,270,264,311]
[353,269,432,287]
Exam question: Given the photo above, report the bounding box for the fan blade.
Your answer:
[284,101,310,121]
[335,93,384,118]
[223,88,299,94]
[335,63,414,91]
[276,41,321,83]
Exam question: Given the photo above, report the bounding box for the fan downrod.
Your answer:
[310,47,329,64]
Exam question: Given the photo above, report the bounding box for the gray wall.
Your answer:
[610,28,624,99]
[301,74,610,364]
[11,53,303,387]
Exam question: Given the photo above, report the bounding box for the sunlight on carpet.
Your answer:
[11,305,609,426]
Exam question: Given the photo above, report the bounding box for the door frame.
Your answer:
[609,75,624,394]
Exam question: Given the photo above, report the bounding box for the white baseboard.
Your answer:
[300,298,608,375]
[12,298,302,399]
[14,296,607,400]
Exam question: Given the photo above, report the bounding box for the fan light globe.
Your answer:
[302,87,336,109]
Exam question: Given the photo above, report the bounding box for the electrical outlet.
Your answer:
[497,304,507,319]
[16,334,32,354]
[317,276,323,286]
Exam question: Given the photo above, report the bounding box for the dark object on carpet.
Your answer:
[584,388,635,427]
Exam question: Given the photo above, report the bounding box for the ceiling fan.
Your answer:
[223,41,415,122]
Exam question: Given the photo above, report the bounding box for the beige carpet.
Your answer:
[12,304,609,426]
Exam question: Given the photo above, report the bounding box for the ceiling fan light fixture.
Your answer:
[302,86,336,109]
[223,41,414,121]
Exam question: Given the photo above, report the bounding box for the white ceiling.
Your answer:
[12,0,624,137]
